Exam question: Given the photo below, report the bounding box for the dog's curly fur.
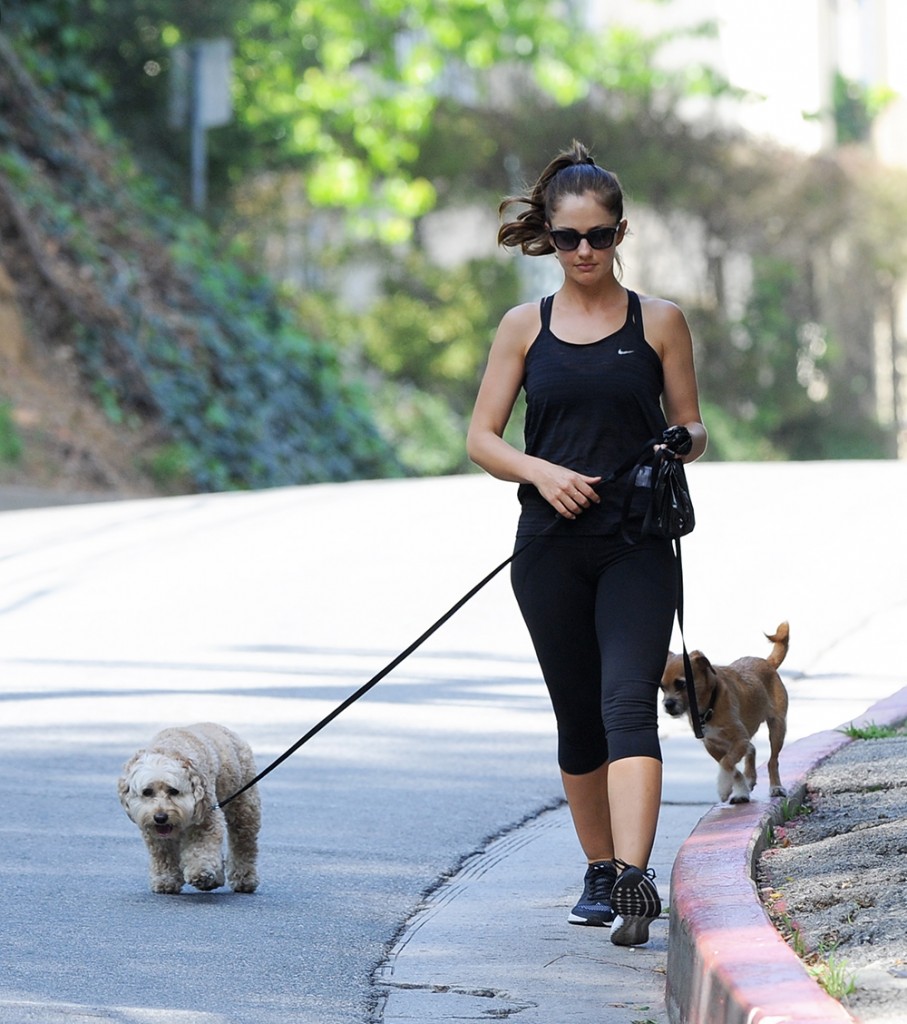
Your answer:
[118,722,261,894]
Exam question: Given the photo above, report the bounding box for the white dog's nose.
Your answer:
[153,812,169,824]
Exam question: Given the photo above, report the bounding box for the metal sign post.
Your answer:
[170,39,233,212]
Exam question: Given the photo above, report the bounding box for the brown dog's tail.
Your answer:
[765,621,790,669]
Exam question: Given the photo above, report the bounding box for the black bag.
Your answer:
[621,443,695,542]
[643,449,695,539]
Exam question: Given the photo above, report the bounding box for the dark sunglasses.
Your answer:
[549,225,620,251]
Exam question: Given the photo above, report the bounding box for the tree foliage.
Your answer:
[3,0,731,237]
[298,253,521,474]
[679,141,904,460]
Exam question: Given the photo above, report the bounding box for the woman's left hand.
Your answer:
[660,425,692,457]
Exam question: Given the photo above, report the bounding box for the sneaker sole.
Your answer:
[610,914,653,946]
[611,873,661,919]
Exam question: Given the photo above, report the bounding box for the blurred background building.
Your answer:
[591,0,906,165]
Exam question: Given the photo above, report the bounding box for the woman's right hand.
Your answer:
[531,461,602,520]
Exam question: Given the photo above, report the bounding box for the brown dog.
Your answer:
[661,622,790,804]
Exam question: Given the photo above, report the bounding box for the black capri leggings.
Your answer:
[511,532,677,774]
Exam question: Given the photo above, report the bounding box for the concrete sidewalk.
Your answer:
[377,800,700,1024]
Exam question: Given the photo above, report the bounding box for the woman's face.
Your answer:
[547,191,625,284]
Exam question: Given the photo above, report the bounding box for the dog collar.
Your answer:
[699,685,719,727]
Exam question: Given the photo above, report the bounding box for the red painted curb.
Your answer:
[666,685,907,1024]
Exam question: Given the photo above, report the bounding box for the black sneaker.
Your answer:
[568,860,617,926]
[609,861,662,946]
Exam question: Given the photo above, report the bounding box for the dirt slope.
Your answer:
[0,261,157,499]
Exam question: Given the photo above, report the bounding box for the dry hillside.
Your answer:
[0,260,159,500]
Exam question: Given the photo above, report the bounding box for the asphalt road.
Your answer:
[1,463,904,1024]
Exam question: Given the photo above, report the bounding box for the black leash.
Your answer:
[216,526,551,809]
[672,534,703,738]
[218,443,697,809]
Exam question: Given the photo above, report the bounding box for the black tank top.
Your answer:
[517,289,669,536]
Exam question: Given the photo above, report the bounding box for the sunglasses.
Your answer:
[548,225,620,251]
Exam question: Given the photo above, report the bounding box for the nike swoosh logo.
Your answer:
[618,349,634,355]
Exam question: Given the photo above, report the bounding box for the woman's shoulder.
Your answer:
[500,299,545,328]
[494,300,545,353]
[636,292,691,358]
[637,292,687,326]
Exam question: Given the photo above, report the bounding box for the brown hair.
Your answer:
[498,140,624,256]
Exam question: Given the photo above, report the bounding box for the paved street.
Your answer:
[1,462,904,1023]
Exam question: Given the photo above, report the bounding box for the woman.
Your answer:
[467,141,707,947]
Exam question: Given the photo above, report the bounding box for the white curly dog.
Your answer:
[118,722,261,894]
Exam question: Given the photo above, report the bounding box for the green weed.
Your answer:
[840,721,907,740]
[779,796,812,823]
[762,890,857,1001]
[808,946,857,1001]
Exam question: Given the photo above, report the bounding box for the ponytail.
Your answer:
[498,141,624,257]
